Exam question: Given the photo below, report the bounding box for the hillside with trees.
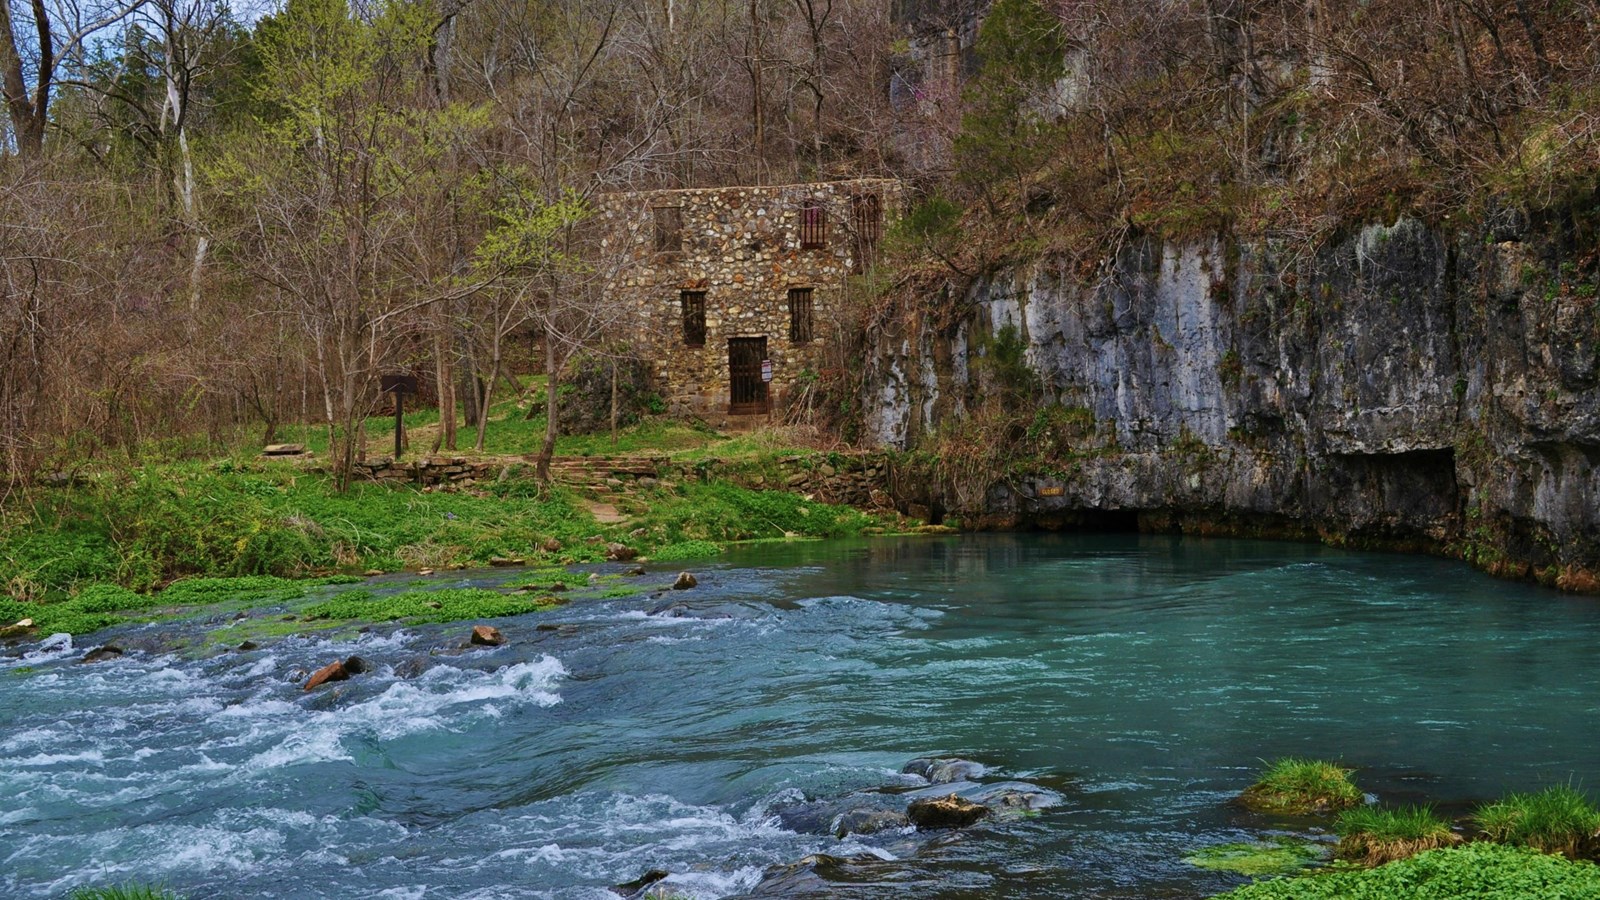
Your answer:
[1,0,1595,487]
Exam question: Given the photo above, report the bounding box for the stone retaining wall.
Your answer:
[338,457,513,487]
[330,451,917,519]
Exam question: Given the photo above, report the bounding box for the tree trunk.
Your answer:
[457,340,480,440]
[748,0,765,184]
[431,305,455,453]
[162,10,206,316]
[0,0,51,158]
[535,333,560,482]
[474,350,500,453]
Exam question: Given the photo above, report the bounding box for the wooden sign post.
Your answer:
[380,374,419,459]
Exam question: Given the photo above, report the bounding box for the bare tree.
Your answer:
[212,0,488,486]
[1,0,145,156]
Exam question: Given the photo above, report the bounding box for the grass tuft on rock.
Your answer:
[1335,804,1460,866]
[1475,785,1600,859]
[1208,843,1600,899]
[1239,758,1364,815]
[1185,837,1327,877]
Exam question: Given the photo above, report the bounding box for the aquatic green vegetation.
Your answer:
[1239,759,1364,815]
[1335,805,1460,865]
[303,588,564,626]
[67,886,183,900]
[157,574,359,607]
[1209,843,1600,899]
[651,539,724,561]
[1185,837,1327,876]
[1475,785,1600,859]
[502,567,575,589]
[0,574,363,637]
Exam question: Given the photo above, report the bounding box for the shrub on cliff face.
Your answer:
[955,0,1069,209]
[556,355,654,436]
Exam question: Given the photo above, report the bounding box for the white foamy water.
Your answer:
[1,640,569,896]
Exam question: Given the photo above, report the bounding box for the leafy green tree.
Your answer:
[475,187,632,480]
[211,0,490,487]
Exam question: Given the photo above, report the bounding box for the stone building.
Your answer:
[599,178,901,419]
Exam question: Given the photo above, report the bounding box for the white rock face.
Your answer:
[861,218,1600,583]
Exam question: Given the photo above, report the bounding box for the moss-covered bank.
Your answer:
[0,457,900,639]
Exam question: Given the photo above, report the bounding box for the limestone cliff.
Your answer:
[864,207,1600,589]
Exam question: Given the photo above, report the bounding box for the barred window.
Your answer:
[799,201,827,249]
[788,288,814,343]
[681,290,706,347]
[654,206,683,253]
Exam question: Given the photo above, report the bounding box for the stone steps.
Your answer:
[541,455,666,484]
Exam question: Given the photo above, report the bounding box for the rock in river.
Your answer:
[78,644,124,664]
[672,571,698,590]
[748,853,887,896]
[470,625,505,646]
[833,807,909,837]
[903,756,986,784]
[304,655,369,690]
[605,542,638,561]
[610,869,670,898]
[906,793,990,830]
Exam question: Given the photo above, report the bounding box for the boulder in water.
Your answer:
[672,572,698,590]
[833,807,908,837]
[906,793,989,830]
[748,853,886,896]
[78,644,124,664]
[610,869,669,898]
[605,542,638,561]
[470,625,506,646]
[903,779,1063,814]
[304,655,367,690]
[903,756,986,784]
[392,657,429,679]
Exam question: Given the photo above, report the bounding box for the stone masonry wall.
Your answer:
[600,179,902,420]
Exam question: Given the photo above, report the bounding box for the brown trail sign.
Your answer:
[381,375,419,458]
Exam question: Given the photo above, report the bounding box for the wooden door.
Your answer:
[728,337,768,414]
